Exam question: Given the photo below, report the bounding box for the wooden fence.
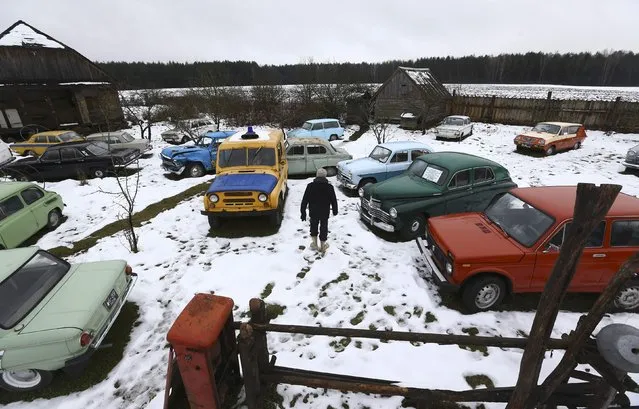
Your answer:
[448,91,639,133]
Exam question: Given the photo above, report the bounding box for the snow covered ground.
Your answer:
[3,123,639,409]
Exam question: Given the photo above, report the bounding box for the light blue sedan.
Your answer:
[286,118,344,141]
[336,141,434,190]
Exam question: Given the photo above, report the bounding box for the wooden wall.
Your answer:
[448,91,639,133]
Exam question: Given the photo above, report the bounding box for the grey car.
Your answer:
[85,131,152,156]
[622,144,639,172]
[286,137,352,176]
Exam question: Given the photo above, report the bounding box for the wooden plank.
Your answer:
[237,323,263,409]
[248,298,270,371]
[236,322,570,349]
[506,183,622,409]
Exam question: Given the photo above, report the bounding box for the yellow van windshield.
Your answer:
[218,147,276,167]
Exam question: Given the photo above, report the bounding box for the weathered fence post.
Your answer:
[238,323,263,409]
[538,252,639,406]
[249,298,271,372]
[506,183,622,409]
[605,96,622,132]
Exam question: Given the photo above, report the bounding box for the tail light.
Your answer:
[80,332,93,347]
[125,264,133,275]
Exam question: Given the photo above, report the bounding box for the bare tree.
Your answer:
[250,85,286,125]
[121,89,166,140]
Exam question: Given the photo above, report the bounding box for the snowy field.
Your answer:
[120,83,639,102]
[3,123,639,409]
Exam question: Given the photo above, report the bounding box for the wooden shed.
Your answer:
[373,66,451,128]
[0,20,125,142]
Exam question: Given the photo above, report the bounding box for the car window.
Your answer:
[307,145,327,155]
[40,150,60,162]
[47,136,59,143]
[58,132,79,142]
[390,151,409,163]
[474,167,495,184]
[547,221,606,250]
[410,150,428,161]
[121,133,135,142]
[311,123,323,131]
[0,195,24,221]
[448,170,471,189]
[107,137,121,144]
[35,135,47,143]
[325,121,340,129]
[60,148,82,161]
[20,187,44,205]
[611,220,639,247]
[288,145,304,156]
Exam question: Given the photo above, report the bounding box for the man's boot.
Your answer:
[320,240,329,252]
[310,236,318,250]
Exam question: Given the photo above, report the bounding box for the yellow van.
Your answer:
[201,127,288,229]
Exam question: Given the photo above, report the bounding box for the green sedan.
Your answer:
[0,247,137,391]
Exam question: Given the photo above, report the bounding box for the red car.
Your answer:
[417,186,639,313]
[514,122,587,156]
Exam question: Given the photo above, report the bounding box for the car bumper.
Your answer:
[515,142,545,150]
[162,164,185,174]
[436,132,462,139]
[415,237,459,291]
[162,135,182,143]
[357,204,396,232]
[622,161,639,170]
[337,173,357,190]
[201,209,278,218]
[63,274,137,376]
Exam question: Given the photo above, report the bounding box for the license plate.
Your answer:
[103,289,118,310]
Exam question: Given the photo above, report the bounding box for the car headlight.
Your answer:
[629,151,637,157]
[358,187,364,197]
[258,193,268,202]
[208,193,219,203]
[389,207,397,218]
[445,262,453,274]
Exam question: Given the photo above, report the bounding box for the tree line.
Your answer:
[99,51,639,90]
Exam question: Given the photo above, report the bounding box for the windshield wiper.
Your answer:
[486,214,510,238]
[249,147,263,165]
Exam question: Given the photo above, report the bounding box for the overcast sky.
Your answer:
[2,0,638,65]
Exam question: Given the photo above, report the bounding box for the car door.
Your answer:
[444,169,473,213]
[0,194,38,248]
[37,149,63,180]
[601,219,639,285]
[532,220,609,291]
[20,187,48,229]
[306,144,329,173]
[286,144,306,175]
[33,135,49,155]
[310,122,325,139]
[60,147,86,178]
[324,120,342,139]
[469,167,497,211]
[384,150,410,180]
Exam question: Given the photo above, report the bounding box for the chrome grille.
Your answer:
[626,152,639,164]
[360,197,391,223]
[223,198,255,205]
[338,171,351,183]
[430,241,448,274]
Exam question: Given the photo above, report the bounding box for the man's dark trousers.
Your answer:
[310,217,329,241]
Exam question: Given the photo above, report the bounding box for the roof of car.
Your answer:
[445,115,470,120]
[202,130,236,138]
[537,122,582,127]
[222,128,283,146]
[378,141,433,150]
[304,118,339,123]
[287,137,329,145]
[44,140,99,149]
[31,130,76,137]
[419,151,505,172]
[0,247,39,281]
[511,186,639,220]
[85,131,131,139]
[0,181,35,198]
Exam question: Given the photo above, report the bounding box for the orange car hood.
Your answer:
[518,130,556,142]
[429,213,525,263]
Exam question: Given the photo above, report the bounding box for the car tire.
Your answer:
[0,369,53,392]
[399,214,426,241]
[329,134,338,142]
[324,166,337,177]
[24,150,35,157]
[462,275,507,313]
[186,163,205,178]
[91,168,106,178]
[47,209,62,229]
[270,198,284,228]
[574,141,581,150]
[180,136,188,144]
[208,215,222,229]
[545,145,556,156]
[17,174,31,182]
[468,127,473,136]
[613,281,639,312]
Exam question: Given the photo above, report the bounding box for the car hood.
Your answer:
[20,261,126,333]
[429,213,525,263]
[334,147,351,158]
[368,174,441,200]
[517,131,556,141]
[339,157,382,174]
[436,125,464,132]
[207,173,278,194]
[161,145,205,158]
[287,128,308,137]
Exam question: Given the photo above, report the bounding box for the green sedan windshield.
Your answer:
[0,251,70,329]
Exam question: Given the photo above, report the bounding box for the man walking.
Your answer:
[300,168,338,251]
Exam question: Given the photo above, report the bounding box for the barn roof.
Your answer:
[0,20,116,86]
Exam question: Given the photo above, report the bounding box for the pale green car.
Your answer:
[0,247,137,391]
[0,182,64,249]
[285,137,352,177]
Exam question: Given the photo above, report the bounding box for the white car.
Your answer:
[433,115,473,140]
[161,119,216,144]
[0,140,14,167]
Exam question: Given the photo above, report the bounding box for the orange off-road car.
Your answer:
[417,186,639,313]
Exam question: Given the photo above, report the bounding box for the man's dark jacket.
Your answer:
[300,177,338,219]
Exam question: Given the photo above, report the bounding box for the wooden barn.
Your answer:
[373,66,451,128]
[0,20,125,142]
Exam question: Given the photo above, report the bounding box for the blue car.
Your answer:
[286,118,344,141]
[336,141,434,190]
[160,130,235,177]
